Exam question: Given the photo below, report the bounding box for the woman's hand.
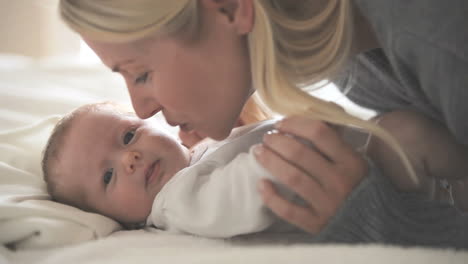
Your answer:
[254,116,368,234]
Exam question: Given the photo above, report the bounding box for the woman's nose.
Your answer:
[129,89,162,119]
[122,151,142,174]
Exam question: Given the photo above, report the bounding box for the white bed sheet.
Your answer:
[0,55,466,263]
[4,229,468,264]
[0,55,170,251]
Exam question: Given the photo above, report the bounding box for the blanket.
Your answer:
[1,55,467,264]
[0,56,131,249]
[4,230,468,264]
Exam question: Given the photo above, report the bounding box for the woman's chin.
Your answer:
[208,127,232,141]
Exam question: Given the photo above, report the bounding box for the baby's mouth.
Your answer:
[145,160,161,187]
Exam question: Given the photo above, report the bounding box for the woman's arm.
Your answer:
[367,110,468,209]
[314,160,468,248]
[353,0,468,146]
[254,115,468,248]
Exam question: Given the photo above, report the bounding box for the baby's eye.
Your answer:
[134,72,149,84]
[103,168,113,185]
[123,129,136,145]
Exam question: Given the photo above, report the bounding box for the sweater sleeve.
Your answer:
[314,160,468,249]
[349,0,468,145]
[333,49,413,114]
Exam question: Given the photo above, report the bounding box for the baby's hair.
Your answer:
[41,101,133,210]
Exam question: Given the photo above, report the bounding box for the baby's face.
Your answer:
[58,105,190,224]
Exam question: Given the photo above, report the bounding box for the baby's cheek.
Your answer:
[115,189,153,222]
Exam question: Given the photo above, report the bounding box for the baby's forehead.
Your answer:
[85,102,135,117]
[87,104,169,132]
[69,104,135,129]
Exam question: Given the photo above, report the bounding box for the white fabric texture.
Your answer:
[0,56,175,250]
[0,116,120,249]
[148,121,296,237]
[4,229,468,264]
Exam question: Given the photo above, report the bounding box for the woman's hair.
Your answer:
[59,0,417,183]
[60,0,197,42]
[239,93,273,125]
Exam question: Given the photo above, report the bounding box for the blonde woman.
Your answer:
[58,0,468,247]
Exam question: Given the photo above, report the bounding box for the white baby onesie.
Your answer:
[146,120,296,238]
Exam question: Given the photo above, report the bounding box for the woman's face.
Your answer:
[84,1,254,140]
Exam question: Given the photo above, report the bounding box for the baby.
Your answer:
[42,101,297,237]
[42,101,465,238]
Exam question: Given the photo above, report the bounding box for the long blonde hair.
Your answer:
[59,0,417,183]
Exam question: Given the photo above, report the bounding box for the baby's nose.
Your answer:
[122,151,142,174]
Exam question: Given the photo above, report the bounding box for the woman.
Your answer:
[58,0,468,246]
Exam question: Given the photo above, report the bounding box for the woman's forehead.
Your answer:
[84,37,144,67]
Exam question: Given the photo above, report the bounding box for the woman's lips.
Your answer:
[146,160,161,187]
[166,118,194,133]
[180,123,193,132]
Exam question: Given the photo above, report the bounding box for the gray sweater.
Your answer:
[315,162,468,249]
[342,0,468,144]
[323,0,468,249]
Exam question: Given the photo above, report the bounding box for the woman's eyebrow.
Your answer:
[111,60,136,73]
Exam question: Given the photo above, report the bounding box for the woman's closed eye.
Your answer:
[134,72,149,84]
[103,168,113,186]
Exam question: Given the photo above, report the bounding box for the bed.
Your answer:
[1,54,467,264]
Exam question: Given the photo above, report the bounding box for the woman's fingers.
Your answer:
[275,116,356,161]
[254,144,336,221]
[258,179,325,234]
[255,116,369,234]
[262,131,333,185]
[276,116,366,185]
[271,118,366,187]
[261,132,350,199]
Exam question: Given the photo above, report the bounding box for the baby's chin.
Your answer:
[111,204,153,227]
[119,211,151,229]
